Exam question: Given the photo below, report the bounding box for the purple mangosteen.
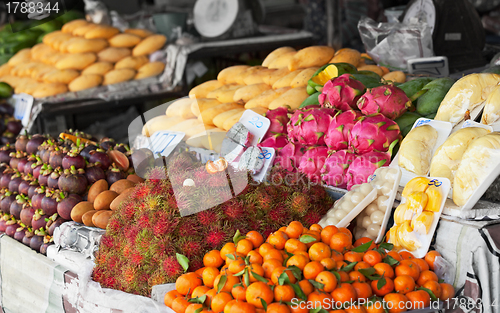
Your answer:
[85,163,105,184]
[56,193,82,220]
[58,166,88,195]
[89,149,111,169]
[26,135,46,155]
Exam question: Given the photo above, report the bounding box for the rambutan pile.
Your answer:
[93,152,333,296]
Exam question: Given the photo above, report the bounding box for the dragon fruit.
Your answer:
[324,110,363,151]
[349,113,401,154]
[357,85,412,119]
[298,146,329,183]
[321,150,356,189]
[265,107,289,135]
[346,140,398,190]
[274,142,305,172]
[258,134,288,150]
[319,74,366,111]
[287,108,335,146]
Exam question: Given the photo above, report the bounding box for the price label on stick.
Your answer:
[13,93,34,128]
[252,147,275,183]
[239,110,270,146]
[147,131,185,157]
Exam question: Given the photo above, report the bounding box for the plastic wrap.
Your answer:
[433,255,454,285]
[318,183,377,228]
[353,167,401,243]
[357,17,433,70]
[53,221,105,260]
[481,85,500,125]
[388,177,450,258]
[453,132,500,208]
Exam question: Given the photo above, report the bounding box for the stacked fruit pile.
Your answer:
[93,156,334,296]
[0,85,23,145]
[0,130,138,253]
[0,19,166,98]
[166,221,454,313]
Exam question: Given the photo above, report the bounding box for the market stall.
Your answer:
[0,0,499,312]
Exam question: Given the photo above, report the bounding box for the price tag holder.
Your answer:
[13,93,34,127]
[239,110,270,146]
[147,131,185,157]
[252,147,275,183]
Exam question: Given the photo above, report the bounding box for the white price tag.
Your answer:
[147,131,185,157]
[239,110,270,146]
[13,93,34,127]
[252,147,275,183]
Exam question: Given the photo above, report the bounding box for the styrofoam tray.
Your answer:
[389,176,451,258]
[390,118,453,188]
[319,188,377,229]
[368,167,402,244]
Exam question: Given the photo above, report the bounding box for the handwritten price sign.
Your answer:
[239,110,270,146]
[148,131,185,157]
[253,147,275,183]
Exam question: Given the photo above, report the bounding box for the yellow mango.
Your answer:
[402,177,431,198]
[268,87,309,110]
[198,102,242,126]
[189,80,224,99]
[357,65,384,77]
[262,47,296,67]
[329,48,361,67]
[213,108,245,129]
[288,46,335,71]
[191,98,222,117]
[262,67,291,86]
[382,71,406,84]
[406,191,429,212]
[397,221,420,251]
[217,65,250,85]
[272,70,301,89]
[424,185,442,212]
[290,67,319,88]
[411,211,434,235]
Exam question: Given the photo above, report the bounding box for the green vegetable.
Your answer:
[351,74,383,88]
[397,77,436,101]
[56,10,85,25]
[30,19,61,33]
[356,70,381,80]
[0,54,14,66]
[0,82,14,99]
[395,112,422,137]
[416,77,455,116]
[299,92,321,108]
[482,65,500,74]
[0,40,34,55]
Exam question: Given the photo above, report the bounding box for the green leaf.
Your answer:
[287,266,303,280]
[299,234,317,244]
[176,253,189,272]
[344,280,355,284]
[351,240,373,253]
[244,270,250,287]
[331,271,341,281]
[245,255,251,265]
[290,283,307,300]
[310,307,322,313]
[308,279,324,290]
[251,271,269,283]
[340,261,357,272]
[260,299,268,311]
[188,295,207,304]
[417,286,438,301]
[378,242,394,251]
[216,275,227,293]
[358,268,376,277]
[377,276,387,290]
[233,229,241,243]
[225,253,236,261]
[278,271,291,286]
[382,255,400,266]
[233,269,246,277]
[318,309,329,313]
[194,308,203,313]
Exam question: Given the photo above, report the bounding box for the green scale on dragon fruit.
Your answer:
[357,85,412,120]
[345,140,398,190]
[324,110,363,151]
[287,107,336,146]
[349,114,401,154]
[298,146,329,183]
[321,150,356,189]
[319,74,366,111]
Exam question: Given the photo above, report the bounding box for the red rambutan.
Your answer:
[121,202,136,220]
[288,192,310,217]
[131,183,150,200]
[180,240,204,259]
[123,266,137,283]
[107,218,123,235]
[206,227,228,248]
[149,270,168,287]
[176,218,200,237]
[125,226,140,243]
[93,267,104,282]
[107,255,119,268]
[131,252,144,265]
[104,275,117,289]
[123,244,132,257]
[146,166,168,181]
[153,213,179,237]
[267,205,288,226]
[197,209,218,226]
[303,211,323,227]
[223,200,245,220]
[137,212,151,229]
[256,192,274,211]
[163,256,183,277]
[100,235,115,249]
[189,258,203,272]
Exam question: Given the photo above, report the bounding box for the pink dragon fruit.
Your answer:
[321,150,356,188]
[349,113,401,154]
[357,85,411,119]
[274,142,305,172]
[258,133,288,150]
[265,107,289,135]
[319,74,366,111]
[287,108,335,146]
[324,110,363,151]
[298,146,329,183]
[345,140,398,190]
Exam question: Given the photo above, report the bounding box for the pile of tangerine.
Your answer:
[165,221,455,313]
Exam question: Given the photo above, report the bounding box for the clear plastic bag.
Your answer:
[434,255,454,284]
[358,16,434,70]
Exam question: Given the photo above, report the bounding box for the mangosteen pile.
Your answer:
[0,130,139,254]
[0,102,22,146]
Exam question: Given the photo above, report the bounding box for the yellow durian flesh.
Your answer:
[411,211,434,235]
[397,221,421,251]
[394,203,409,225]
[402,177,431,198]
[389,225,401,249]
